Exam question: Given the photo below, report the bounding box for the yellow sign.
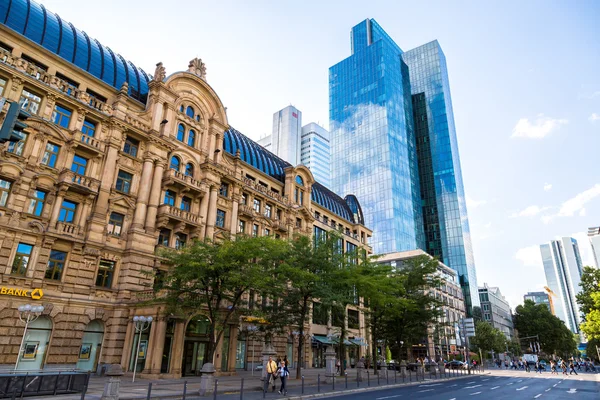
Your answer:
[0,286,44,300]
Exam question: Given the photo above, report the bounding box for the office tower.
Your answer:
[258,106,331,186]
[479,284,515,340]
[523,290,554,314]
[589,226,600,268]
[329,19,479,314]
[301,123,330,187]
[540,238,584,333]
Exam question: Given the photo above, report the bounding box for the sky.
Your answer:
[39,0,600,310]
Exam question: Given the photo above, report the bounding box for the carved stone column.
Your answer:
[230,189,239,235]
[205,185,218,239]
[48,187,67,227]
[198,192,209,238]
[144,161,166,231]
[144,317,166,376]
[93,141,120,218]
[131,157,155,230]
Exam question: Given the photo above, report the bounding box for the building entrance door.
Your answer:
[182,340,207,376]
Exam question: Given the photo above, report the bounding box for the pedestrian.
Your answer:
[336,358,341,374]
[525,360,530,373]
[535,360,542,374]
[569,360,578,375]
[550,361,557,375]
[561,360,567,375]
[266,356,278,392]
[278,359,290,395]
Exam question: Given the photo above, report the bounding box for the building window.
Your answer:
[158,229,171,246]
[238,220,246,233]
[164,190,176,206]
[295,175,304,186]
[170,156,181,171]
[219,183,229,197]
[41,142,60,168]
[180,196,192,212]
[123,136,139,157]
[264,204,272,218]
[96,260,115,288]
[241,193,247,205]
[252,224,259,237]
[81,120,96,137]
[253,198,261,213]
[11,243,34,276]
[27,190,46,216]
[296,218,302,228]
[52,104,72,128]
[70,154,88,175]
[185,163,194,177]
[188,130,196,147]
[0,179,11,207]
[45,250,66,280]
[484,313,491,321]
[264,228,270,236]
[348,309,359,329]
[216,209,226,228]
[177,124,185,141]
[19,89,42,114]
[115,170,133,194]
[312,302,328,325]
[175,233,187,249]
[186,106,195,118]
[276,208,282,220]
[107,212,124,236]
[0,77,6,96]
[7,132,27,156]
[58,200,77,223]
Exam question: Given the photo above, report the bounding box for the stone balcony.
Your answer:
[162,169,207,194]
[71,131,105,154]
[51,221,82,238]
[58,169,100,194]
[271,218,287,232]
[157,204,202,226]
[238,205,255,217]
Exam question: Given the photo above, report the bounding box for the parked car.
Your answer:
[445,360,466,369]
[407,361,438,371]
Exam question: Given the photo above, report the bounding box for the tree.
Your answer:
[471,321,506,358]
[472,306,483,323]
[155,235,287,365]
[513,300,577,357]
[507,338,523,357]
[576,266,600,319]
[580,292,600,341]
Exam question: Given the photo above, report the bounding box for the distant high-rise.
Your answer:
[479,284,515,340]
[329,19,479,315]
[258,107,330,186]
[540,237,584,333]
[524,290,554,314]
[589,226,600,268]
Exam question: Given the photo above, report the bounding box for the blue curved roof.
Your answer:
[223,128,358,224]
[0,0,150,103]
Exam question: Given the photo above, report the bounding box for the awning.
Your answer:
[350,339,365,346]
[313,336,334,345]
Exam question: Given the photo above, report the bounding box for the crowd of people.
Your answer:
[493,357,597,375]
[265,355,291,396]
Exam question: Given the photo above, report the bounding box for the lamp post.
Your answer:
[247,325,258,376]
[15,304,44,371]
[132,315,152,382]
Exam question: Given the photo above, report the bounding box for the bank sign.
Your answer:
[0,287,44,300]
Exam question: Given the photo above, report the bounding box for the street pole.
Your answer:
[132,315,153,383]
[15,304,44,371]
[247,325,258,376]
[596,345,600,363]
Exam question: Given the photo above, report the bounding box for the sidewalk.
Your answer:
[45,367,483,400]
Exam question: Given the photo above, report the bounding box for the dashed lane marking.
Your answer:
[418,389,434,393]
[481,378,489,381]
[534,395,542,398]
[464,385,482,389]
[467,381,476,384]
[376,395,402,400]
[491,386,500,390]
[507,382,514,385]
[470,392,482,396]
[545,389,551,392]
[516,386,528,391]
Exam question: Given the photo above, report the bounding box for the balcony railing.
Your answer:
[238,205,255,216]
[55,222,80,236]
[73,131,105,153]
[163,169,207,193]
[242,177,287,204]
[158,204,201,225]
[58,169,100,193]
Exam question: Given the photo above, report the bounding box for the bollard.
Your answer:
[367,370,370,386]
[263,378,267,399]
[345,372,348,389]
[11,389,16,400]
[213,379,218,400]
[183,381,187,400]
[377,369,380,385]
[430,366,432,380]
[318,374,321,393]
[302,376,304,394]
[409,368,412,382]
[81,371,91,400]
[146,382,153,400]
[240,379,244,400]
[394,366,397,384]
[386,368,389,385]
[357,370,360,388]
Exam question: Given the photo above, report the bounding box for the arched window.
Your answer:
[195,115,201,122]
[188,130,196,147]
[295,175,304,186]
[186,106,195,118]
[179,105,184,113]
[185,163,194,177]
[177,124,185,142]
[170,156,181,171]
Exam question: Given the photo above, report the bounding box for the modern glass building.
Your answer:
[540,237,584,333]
[589,226,600,269]
[330,19,479,314]
[301,122,330,187]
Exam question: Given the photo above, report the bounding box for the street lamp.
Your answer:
[15,304,44,371]
[247,325,258,376]
[132,315,153,382]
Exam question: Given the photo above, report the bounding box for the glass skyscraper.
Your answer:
[330,19,479,314]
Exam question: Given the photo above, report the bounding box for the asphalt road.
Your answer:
[320,371,599,400]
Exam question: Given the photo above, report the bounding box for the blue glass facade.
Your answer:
[330,20,479,314]
[0,0,150,103]
[330,19,424,256]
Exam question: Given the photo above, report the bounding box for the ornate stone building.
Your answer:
[0,0,372,377]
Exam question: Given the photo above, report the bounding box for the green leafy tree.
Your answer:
[507,338,523,357]
[155,235,287,365]
[580,292,600,341]
[472,306,483,323]
[513,300,577,357]
[576,266,600,319]
[471,321,506,358]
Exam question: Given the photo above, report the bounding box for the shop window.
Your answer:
[96,259,115,288]
[45,250,67,280]
[11,243,34,276]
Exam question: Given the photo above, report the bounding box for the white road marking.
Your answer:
[517,379,523,382]
[491,386,500,390]
[545,389,551,392]
[449,398,456,400]
[450,384,458,387]
[418,389,434,393]
[553,384,557,387]
[534,395,542,398]
[467,381,476,384]
[481,378,489,381]
[376,395,402,400]
[566,388,577,394]
[507,382,514,385]
[464,385,482,389]
[516,386,528,391]
[470,392,482,396]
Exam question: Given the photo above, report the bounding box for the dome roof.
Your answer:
[0,0,150,103]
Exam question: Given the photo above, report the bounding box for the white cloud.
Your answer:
[589,113,600,122]
[543,183,552,192]
[511,114,568,139]
[581,91,600,100]
[466,195,487,209]
[515,245,543,268]
[571,231,596,267]
[510,205,551,218]
[579,208,586,217]
[556,184,600,217]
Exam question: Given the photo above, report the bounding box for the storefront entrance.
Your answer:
[17,316,52,371]
[182,316,210,376]
[76,320,104,372]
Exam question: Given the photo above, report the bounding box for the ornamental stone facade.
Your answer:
[0,1,372,377]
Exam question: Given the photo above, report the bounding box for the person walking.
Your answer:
[525,360,530,373]
[550,360,558,375]
[278,359,290,395]
[266,356,278,393]
[569,360,578,375]
[535,360,542,374]
[561,360,568,375]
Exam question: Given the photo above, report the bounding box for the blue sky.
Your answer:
[41,0,600,308]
